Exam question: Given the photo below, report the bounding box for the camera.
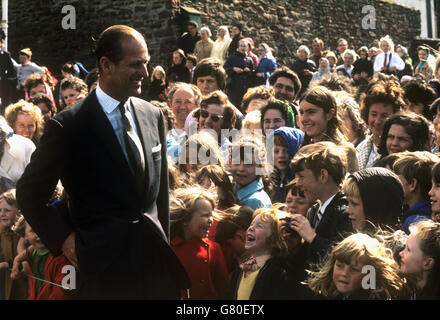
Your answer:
[280,216,300,239]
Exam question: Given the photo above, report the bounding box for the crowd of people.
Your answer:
[1,21,440,300]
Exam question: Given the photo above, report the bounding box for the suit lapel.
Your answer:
[83,91,138,194]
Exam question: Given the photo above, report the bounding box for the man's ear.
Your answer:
[99,56,113,75]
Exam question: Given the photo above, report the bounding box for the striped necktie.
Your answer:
[118,101,145,193]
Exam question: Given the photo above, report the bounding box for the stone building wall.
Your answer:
[2,0,421,76]
[182,0,421,67]
[5,0,180,76]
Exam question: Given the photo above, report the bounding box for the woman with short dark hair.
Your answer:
[377,112,431,160]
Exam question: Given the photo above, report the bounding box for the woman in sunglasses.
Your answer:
[197,90,237,163]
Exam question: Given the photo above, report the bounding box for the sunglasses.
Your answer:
[200,109,224,122]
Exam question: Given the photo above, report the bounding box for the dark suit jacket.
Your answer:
[230,257,292,300]
[16,91,190,298]
[306,191,352,265]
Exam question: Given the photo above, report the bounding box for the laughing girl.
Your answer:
[231,207,291,300]
[170,186,230,299]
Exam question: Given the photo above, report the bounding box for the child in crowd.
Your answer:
[11,216,71,300]
[393,151,440,234]
[231,207,292,299]
[267,127,304,203]
[305,233,406,299]
[0,189,27,299]
[428,162,440,223]
[60,76,88,110]
[284,180,315,217]
[229,137,272,210]
[342,167,404,233]
[214,205,254,276]
[196,164,236,211]
[178,131,225,184]
[195,164,237,240]
[28,93,55,123]
[289,142,352,265]
[400,220,440,299]
[170,186,230,299]
[23,73,57,112]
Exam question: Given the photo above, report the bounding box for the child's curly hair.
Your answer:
[248,207,288,259]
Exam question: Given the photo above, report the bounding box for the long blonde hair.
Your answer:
[305,233,406,299]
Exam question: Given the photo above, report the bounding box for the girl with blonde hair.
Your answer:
[305,233,407,299]
[231,207,291,299]
[170,186,230,299]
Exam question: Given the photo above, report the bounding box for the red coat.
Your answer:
[171,236,230,299]
[27,253,72,300]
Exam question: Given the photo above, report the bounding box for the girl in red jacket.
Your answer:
[170,186,230,299]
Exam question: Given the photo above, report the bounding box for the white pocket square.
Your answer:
[152,143,162,152]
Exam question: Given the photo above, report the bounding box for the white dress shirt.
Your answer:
[373,51,404,73]
[315,193,337,228]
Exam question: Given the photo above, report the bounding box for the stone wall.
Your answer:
[4,0,179,76]
[181,0,421,67]
[2,0,421,76]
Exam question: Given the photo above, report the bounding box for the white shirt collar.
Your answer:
[319,193,337,215]
[95,82,123,114]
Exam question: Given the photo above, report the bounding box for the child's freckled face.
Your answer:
[245,214,272,255]
[332,259,364,295]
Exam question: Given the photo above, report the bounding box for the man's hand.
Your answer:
[233,67,243,73]
[62,232,78,269]
[290,214,317,244]
[243,67,251,72]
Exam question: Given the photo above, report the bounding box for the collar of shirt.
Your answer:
[234,178,264,201]
[318,193,337,216]
[96,82,122,114]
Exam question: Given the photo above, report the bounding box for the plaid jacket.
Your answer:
[356,135,381,170]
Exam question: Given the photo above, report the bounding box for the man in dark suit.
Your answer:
[289,142,352,265]
[16,25,190,299]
